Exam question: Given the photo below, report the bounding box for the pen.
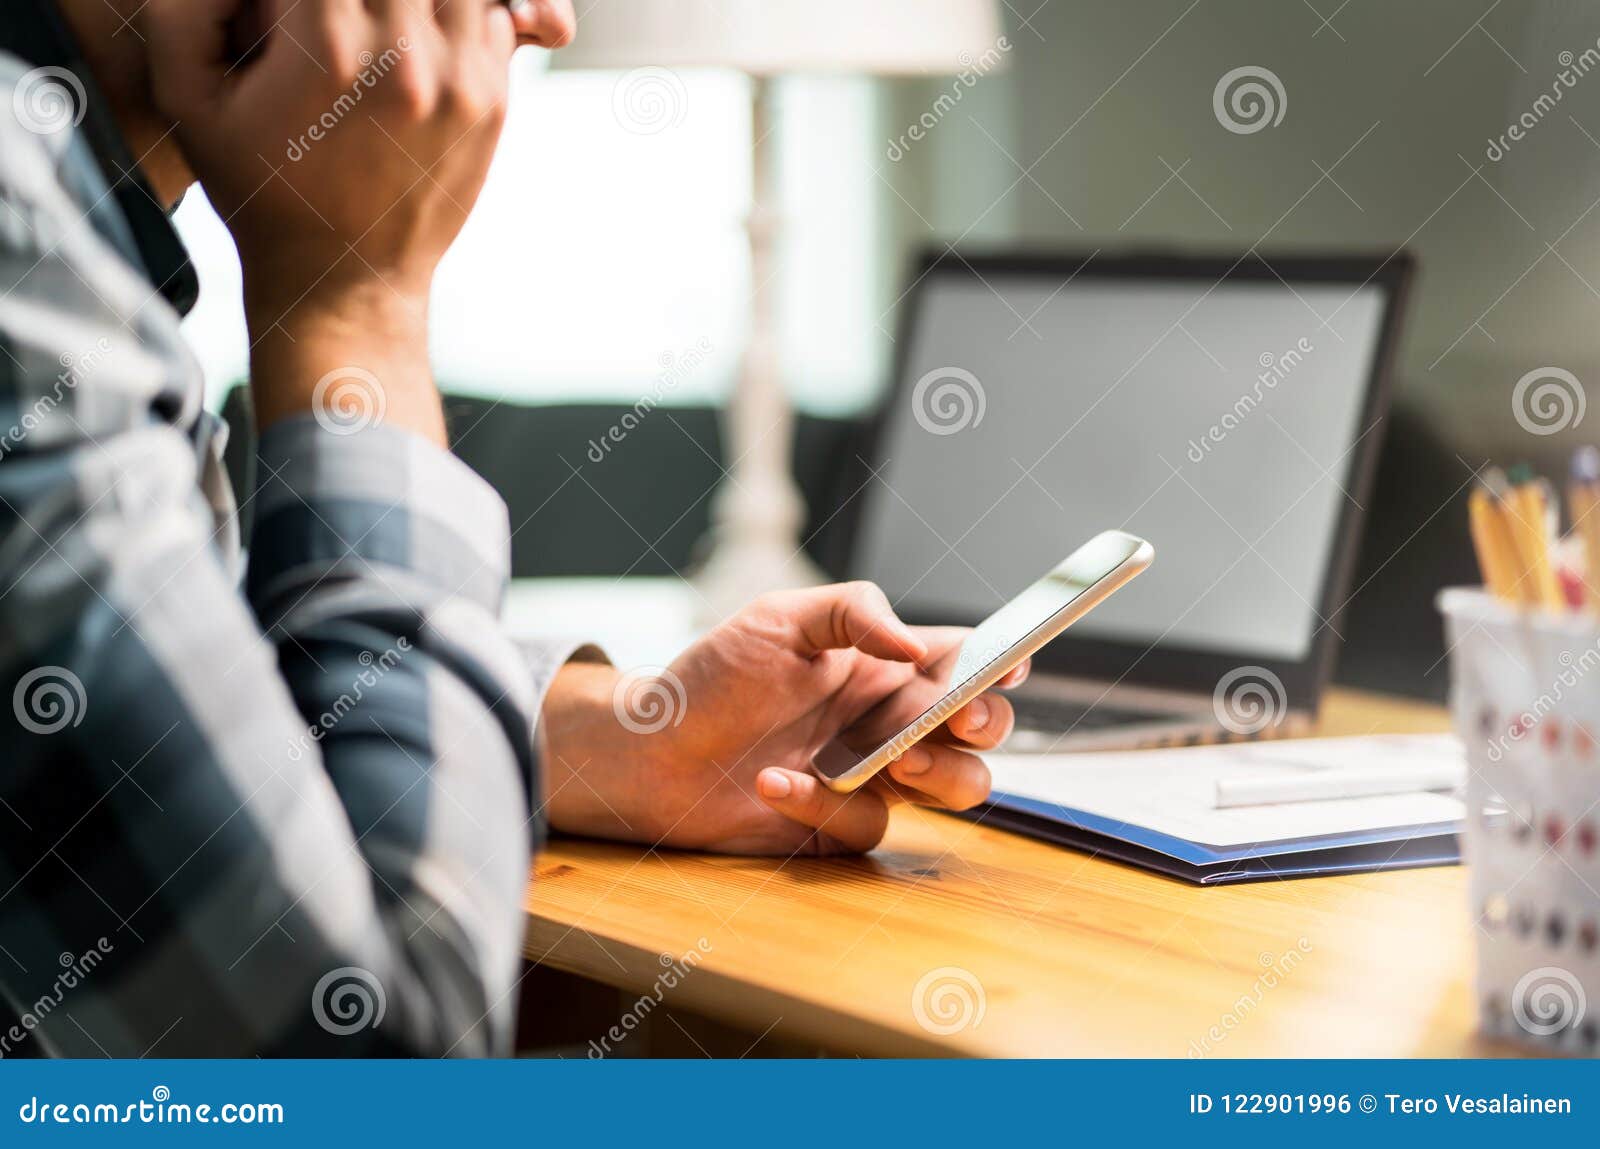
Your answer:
[1213,762,1464,809]
[1569,446,1600,611]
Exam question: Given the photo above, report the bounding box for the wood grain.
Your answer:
[523,688,1521,1056]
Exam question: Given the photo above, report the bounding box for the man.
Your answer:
[0,0,1022,1056]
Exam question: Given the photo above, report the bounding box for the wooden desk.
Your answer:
[523,688,1513,1057]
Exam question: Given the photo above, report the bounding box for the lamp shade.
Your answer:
[549,0,1005,76]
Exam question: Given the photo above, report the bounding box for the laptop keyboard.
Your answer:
[1005,693,1180,734]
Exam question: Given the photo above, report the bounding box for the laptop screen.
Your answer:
[851,256,1399,684]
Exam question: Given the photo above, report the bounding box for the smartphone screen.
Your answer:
[813,531,1150,785]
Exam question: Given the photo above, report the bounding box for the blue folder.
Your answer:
[968,791,1461,885]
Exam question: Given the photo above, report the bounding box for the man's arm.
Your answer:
[0,10,540,1055]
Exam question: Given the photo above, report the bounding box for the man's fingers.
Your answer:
[435,0,514,93]
[939,692,1015,750]
[485,4,516,60]
[755,768,891,853]
[883,743,993,811]
[509,0,576,47]
[776,582,927,663]
[996,658,1031,689]
[433,0,486,41]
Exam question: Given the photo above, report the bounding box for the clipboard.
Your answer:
[966,735,1466,885]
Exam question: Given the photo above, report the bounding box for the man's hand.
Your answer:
[142,0,560,441]
[541,583,1028,855]
[149,0,514,299]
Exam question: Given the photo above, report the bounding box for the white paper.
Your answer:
[985,734,1467,848]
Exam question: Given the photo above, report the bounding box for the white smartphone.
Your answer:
[811,529,1153,793]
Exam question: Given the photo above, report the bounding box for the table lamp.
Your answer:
[553,0,1005,621]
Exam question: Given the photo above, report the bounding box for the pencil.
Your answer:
[1504,464,1564,610]
[1469,480,1522,603]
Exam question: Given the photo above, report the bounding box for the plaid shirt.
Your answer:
[0,31,565,1056]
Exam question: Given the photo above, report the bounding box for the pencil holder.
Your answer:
[1439,588,1600,1055]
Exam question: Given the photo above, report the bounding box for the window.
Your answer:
[174,54,885,417]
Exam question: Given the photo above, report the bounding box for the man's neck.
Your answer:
[4,0,200,312]
[55,0,192,206]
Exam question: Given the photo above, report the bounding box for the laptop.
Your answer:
[845,249,1413,752]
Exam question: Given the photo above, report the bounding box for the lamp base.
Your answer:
[689,73,827,627]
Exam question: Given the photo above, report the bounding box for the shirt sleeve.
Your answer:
[0,77,556,1057]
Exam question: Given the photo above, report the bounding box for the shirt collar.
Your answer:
[2,0,199,316]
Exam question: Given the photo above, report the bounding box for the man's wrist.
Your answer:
[242,232,430,299]
[245,272,444,445]
[541,661,670,841]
